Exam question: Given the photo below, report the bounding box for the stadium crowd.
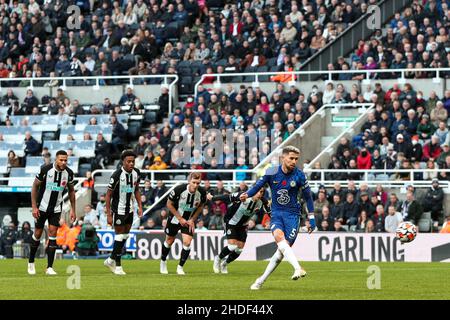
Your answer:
[0,0,380,88]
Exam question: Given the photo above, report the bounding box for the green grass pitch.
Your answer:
[0,260,449,300]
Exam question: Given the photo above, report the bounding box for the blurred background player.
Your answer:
[28,150,76,275]
[104,151,143,275]
[160,172,206,275]
[208,188,270,274]
[240,146,315,290]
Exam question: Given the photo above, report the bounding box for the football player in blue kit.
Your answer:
[240,146,316,290]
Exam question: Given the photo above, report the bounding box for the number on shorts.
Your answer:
[289,228,297,238]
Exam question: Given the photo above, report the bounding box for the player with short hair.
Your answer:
[104,150,143,275]
[28,150,76,275]
[160,172,206,275]
[240,146,316,290]
[209,187,271,274]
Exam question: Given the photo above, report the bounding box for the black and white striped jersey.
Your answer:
[212,192,271,226]
[108,167,141,215]
[168,184,207,221]
[36,164,74,214]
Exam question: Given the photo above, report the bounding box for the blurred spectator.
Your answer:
[24,131,41,157]
[17,221,33,245]
[57,218,70,253]
[96,194,108,229]
[148,180,167,212]
[355,211,370,232]
[82,204,100,228]
[384,205,403,233]
[342,193,359,226]
[365,219,375,233]
[208,206,224,230]
[94,133,110,169]
[82,171,94,189]
[0,222,17,258]
[400,191,423,225]
[422,179,444,226]
[7,150,21,169]
[76,223,99,256]
[333,220,347,232]
[66,220,83,252]
[149,156,168,170]
[195,219,208,231]
[314,190,329,215]
[440,216,450,233]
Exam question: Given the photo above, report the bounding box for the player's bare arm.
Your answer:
[105,188,113,226]
[135,187,143,217]
[208,193,237,203]
[188,203,205,234]
[68,183,76,222]
[167,199,188,226]
[31,178,42,219]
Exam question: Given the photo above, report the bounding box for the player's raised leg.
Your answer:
[251,249,284,290]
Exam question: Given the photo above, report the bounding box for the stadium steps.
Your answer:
[321,136,335,149]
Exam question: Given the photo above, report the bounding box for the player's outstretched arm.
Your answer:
[208,192,241,203]
[166,199,187,226]
[31,178,42,219]
[246,174,270,198]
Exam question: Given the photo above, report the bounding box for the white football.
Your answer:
[395,222,417,243]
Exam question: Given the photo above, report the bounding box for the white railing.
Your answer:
[194,67,446,97]
[303,168,450,185]
[305,103,375,169]
[253,103,375,172]
[89,168,450,189]
[0,74,179,114]
[91,169,255,188]
[142,183,180,217]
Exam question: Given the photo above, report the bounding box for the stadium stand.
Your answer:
[2,0,450,258]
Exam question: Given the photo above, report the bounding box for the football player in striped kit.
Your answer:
[160,172,207,275]
[209,188,271,274]
[28,150,76,275]
[104,150,143,275]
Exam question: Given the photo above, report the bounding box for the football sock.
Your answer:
[277,241,301,271]
[111,235,125,267]
[161,241,171,261]
[218,247,231,259]
[29,234,41,263]
[179,245,191,267]
[47,237,57,268]
[259,249,284,283]
[219,244,237,260]
[225,251,241,264]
